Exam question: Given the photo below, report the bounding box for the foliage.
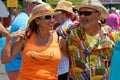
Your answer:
[104,4,120,10]
[46,0,82,5]
[46,0,82,8]
[46,0,120,9]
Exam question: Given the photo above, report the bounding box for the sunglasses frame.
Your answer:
[42,14,55,20]
[79,11,98,16]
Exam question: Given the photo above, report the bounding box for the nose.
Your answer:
[54,15,58,19]
[79,14,86,17]
[51,18,55,22]
[49,18,56,25]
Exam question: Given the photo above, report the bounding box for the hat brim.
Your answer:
[74,4,108,19]
[28,11,61,27]
[54,8,74,14]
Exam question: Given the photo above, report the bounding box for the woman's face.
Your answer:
[35,14,55,30]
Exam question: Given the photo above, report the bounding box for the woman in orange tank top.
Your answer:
[1,3,68,80]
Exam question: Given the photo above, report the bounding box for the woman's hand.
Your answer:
[10,29,27,39]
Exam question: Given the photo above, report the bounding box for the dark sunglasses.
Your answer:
[42,15,54,20]
[79,11,98,16]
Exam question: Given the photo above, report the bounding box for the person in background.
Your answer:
[11,8,21,25]
[71,9,80,28]
[7,8,21,31]
[1,3,65,80]
[106,7,119,31]
[54,0,74,80]
[116,10,120,30]
[0,22,9,59]
[66,0,120,80]
[118,14,120,30]
[3,0,43,80]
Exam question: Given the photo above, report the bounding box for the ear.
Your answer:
[97,12,101,19]
[95,11,101,21]
[35,18,40,25]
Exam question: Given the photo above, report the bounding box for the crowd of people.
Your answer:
[0,0,120,80]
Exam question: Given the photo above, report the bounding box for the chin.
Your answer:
[82,24,90,29]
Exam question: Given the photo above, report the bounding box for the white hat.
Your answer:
[25,0,44,3]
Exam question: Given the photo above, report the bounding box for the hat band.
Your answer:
[32,8,54,16]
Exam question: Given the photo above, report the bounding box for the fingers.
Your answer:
[18,29,26,39]
[10,29,26,39]
[9,27,32,40]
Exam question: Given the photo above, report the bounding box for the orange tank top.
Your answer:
[18,31,62,80]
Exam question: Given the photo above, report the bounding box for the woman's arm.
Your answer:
[0,22,9,36]
[1,29,26,64]
[59,37,69,58]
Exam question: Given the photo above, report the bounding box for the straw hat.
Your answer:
[54,0,74,14]
[25,0,45,3]
[74,0,108,19]
[28,3,55,25]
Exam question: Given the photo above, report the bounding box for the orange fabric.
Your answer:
[18,31,62,80]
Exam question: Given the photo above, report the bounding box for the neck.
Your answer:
[38,30,50,38]
[23,8,31,14]
[35,30,52,46]
[84,23,100,36]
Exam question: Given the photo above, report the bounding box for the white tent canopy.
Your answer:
[0,0,9,17]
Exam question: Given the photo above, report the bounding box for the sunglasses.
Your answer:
[79,11,98,16]
[42,15,54,20]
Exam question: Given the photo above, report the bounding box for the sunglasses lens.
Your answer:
[44,15,54,20]
[45,15,51,19]
[84,11,92,16]
[79,11,94,16]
